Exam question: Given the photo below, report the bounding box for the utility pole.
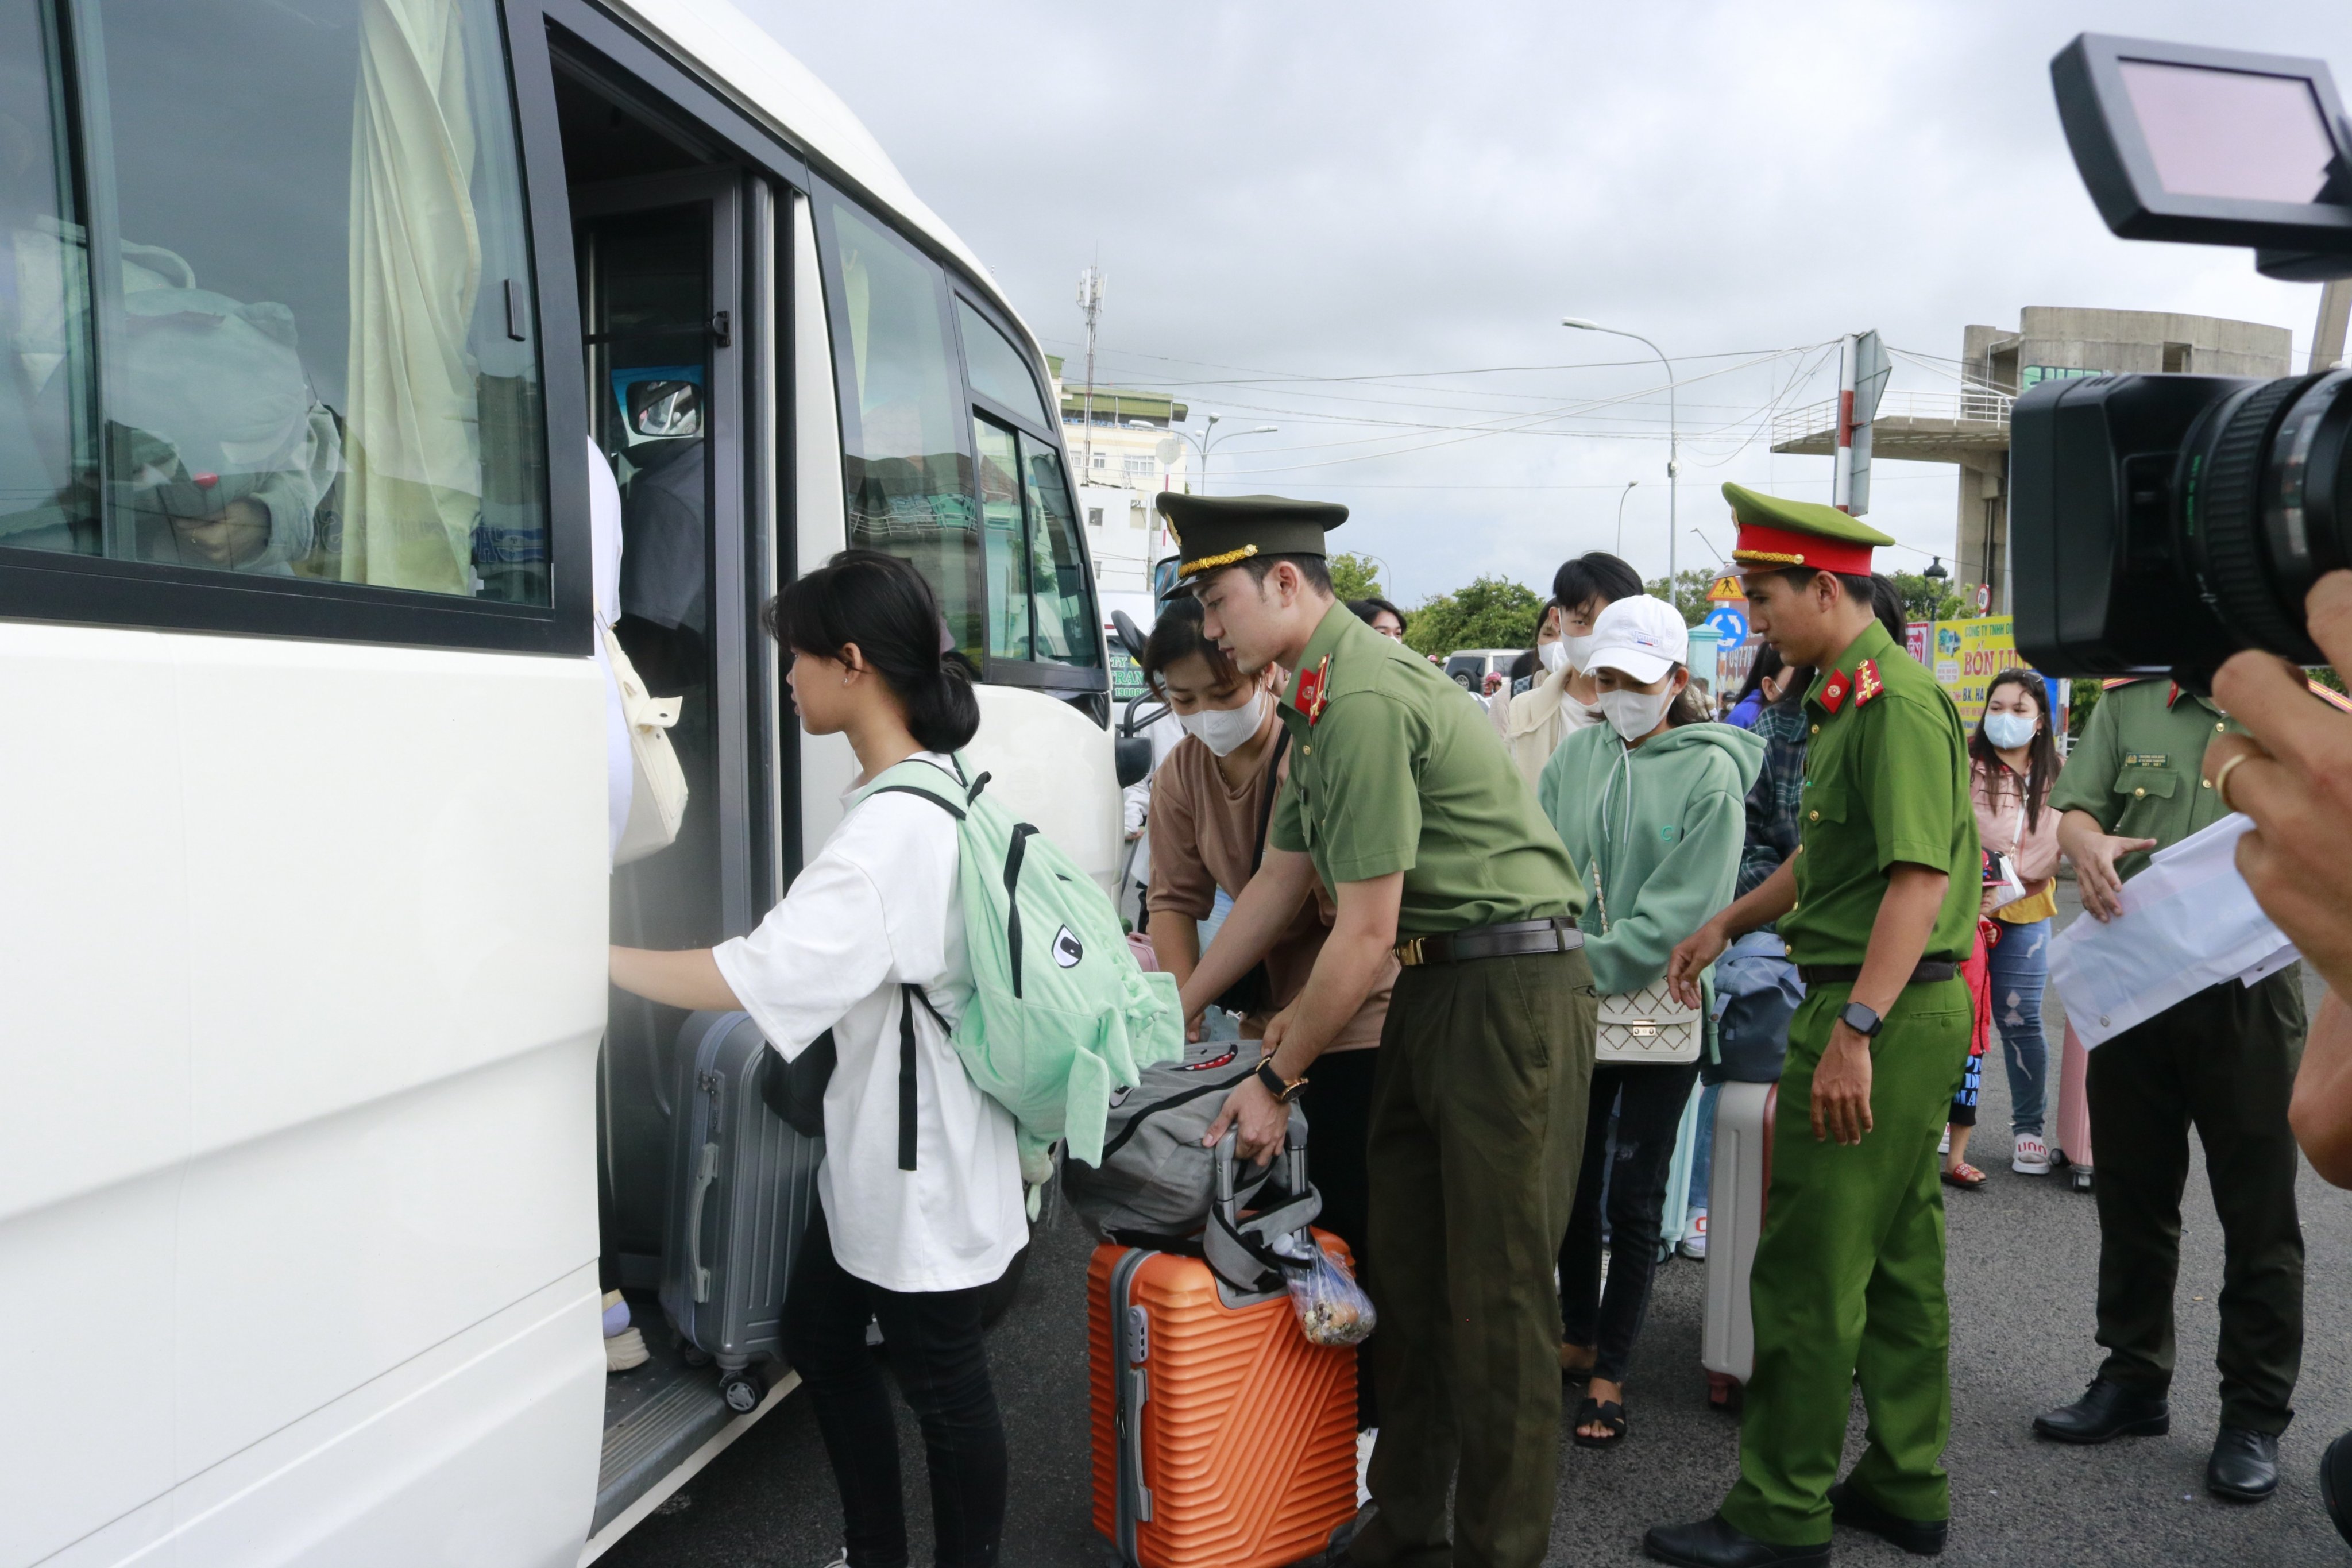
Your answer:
[1076,264,1105,480]
[1832,330,1891,515]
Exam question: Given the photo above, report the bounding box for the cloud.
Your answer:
[741,0,2347,602]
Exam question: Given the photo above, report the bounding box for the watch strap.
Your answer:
[1255,1057,1306,1103]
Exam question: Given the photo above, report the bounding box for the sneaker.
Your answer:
[2013,1134,2052,1176]
[1679,1213,1709,1260]
[1938,1127,1951,1155]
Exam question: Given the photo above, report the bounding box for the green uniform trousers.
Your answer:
[1720,978,1971,1546]
[1351,948,1596,1568]
[2085,968,2306,1434]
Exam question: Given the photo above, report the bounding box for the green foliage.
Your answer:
[1327,551,1385,603]
[1890,570,1967,624]
[1403,575,1544,658]
[1642,569,1716,627]
[2068,678,2100,739]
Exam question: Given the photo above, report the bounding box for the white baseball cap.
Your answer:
[1586,595,1689,685]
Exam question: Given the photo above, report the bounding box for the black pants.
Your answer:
[782,1209,1007,1568]
[1303,1045,1379,1430]
[2085,969,2307,1434]
[1558,1058,1701,1385]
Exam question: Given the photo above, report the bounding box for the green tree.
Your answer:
[1403,575,1543,658]
[1889,569,1966,624]
[1327,551,1385,602]
[1642,568,1716,627]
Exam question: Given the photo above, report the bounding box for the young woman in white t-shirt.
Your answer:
[610,549,1018,1568]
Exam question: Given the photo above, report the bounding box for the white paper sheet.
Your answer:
[2048,813,2298,1047]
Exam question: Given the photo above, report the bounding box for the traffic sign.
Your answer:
[1708,574,1744,603]
[1704,605,1749,645]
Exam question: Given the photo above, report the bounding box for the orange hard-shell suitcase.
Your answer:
[1087,1137,1360,1567]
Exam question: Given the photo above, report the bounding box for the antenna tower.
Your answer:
[1077,263,1105,478]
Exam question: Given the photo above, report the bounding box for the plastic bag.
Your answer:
[1284,1238,1377,1347]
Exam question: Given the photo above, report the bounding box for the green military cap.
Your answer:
[1723,481,1894,576]
[1154,492,1347,596]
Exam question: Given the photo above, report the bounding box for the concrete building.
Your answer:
[1773,307,2293,612]
[1045,356,1191,616]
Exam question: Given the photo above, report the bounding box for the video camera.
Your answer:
[2013,35,2352,685]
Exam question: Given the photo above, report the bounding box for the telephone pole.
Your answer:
[1076,264,1106,478]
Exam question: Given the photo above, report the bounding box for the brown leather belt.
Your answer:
[1395,917,1585,968]
[1797,960,1959,986]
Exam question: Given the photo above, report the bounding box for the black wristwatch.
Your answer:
[1839,1001,1885,1038]
[1255,1057,1308,1104]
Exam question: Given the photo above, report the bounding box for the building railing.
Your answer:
[1771,388,2013,447]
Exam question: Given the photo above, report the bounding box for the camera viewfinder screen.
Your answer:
[2119,59,2336,204]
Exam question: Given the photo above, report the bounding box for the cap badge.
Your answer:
[1820,670,1849,713]
[1852,659,1884,708]
[1297,655,1331,725]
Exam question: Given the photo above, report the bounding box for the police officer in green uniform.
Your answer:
[1163,492,1597,1568]
[2029,675,2334,1499]
[1645,484,1979,1567]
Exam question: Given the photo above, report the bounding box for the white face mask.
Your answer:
[1983,710,2038,750]
[1597,685,1676,743]
[1179,690,1266,756]
[1539,640,1571,675]
[1559,631,1597,672]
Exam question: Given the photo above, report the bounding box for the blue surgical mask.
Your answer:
[1983,710,2037,750]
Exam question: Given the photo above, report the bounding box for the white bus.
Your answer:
[0,2,1125,1562]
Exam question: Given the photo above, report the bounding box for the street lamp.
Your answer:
[1565,316,1679,595]
[1613,479,1638,555]
[1923,555,1949,581]
[1161,411,1279,495]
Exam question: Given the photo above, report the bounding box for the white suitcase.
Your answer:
[1701,1080,1776,1410]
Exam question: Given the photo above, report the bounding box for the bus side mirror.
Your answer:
[1116,735,1152,789]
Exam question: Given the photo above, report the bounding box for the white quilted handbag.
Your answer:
[1589,857,1702,1065]
[604,624,690,866]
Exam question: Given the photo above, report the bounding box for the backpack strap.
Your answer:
[1003,823,1040,998]
[897,983,920,1171]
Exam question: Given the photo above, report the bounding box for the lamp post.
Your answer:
[1566,317,1679,597]
[1613,479,1638,556]
[1158,411,1279,496]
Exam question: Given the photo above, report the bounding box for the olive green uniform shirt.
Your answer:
[2048,679,2263,882]
[1268,601,1582,937]
[1779,619,1979,967]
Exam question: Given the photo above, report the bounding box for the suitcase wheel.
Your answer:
[721,1367,767,1413]
[679,1341,713,1368]
[1707,1372,1743,1413]
[2071,1168,2094,1194]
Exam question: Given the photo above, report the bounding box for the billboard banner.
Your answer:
[1930,616,2026,725]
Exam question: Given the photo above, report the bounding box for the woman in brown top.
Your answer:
[1142,598,1394,1432]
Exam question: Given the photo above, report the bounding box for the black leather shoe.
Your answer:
[2322,1430,2352,1544]
[2032,1379,2170,1443]
[1828,1482,1945,1556]
[2207,1427,2280,1502]
[1642,1515,1830,1566]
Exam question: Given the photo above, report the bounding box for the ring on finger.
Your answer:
[2212,750,2255,814]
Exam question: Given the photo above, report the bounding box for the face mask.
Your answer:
[1984,710,2038,750]
[1559,632,1597,672]
[1539,640,1571,675]
[1597,685,1675,743]
[1179,691,1265,756]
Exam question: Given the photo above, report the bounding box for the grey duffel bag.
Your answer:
[1063,1031,1306,1238]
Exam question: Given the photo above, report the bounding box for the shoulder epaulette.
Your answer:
[2100,677,2157,690]
[2310,681,2352,716]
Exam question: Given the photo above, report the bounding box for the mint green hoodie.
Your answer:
[1536,720,1766,996]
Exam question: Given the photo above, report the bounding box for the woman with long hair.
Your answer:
[1501,551,1644,790]
[609,549,1017,1568]
[1941,669,2065,1185]
[1538,596,1764,1447]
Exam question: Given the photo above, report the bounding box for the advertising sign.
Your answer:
[1905,620,1930,665]
[1931,616,2025,725]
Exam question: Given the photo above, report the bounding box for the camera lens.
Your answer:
[2176,369,2352,664]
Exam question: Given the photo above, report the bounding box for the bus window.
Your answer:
[3,0,547,601]
[0,0,95,553]
[974,417,1028,660]
[817,194,982,662]
[1018,432,1096,666]
[956,299,1051,429]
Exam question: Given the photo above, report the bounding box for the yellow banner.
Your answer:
[1928,616,2023,725]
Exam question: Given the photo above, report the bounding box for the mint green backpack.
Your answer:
[859,755,1182,1184]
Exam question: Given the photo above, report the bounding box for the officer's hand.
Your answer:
[1812,1025,1875,1145]
[1204,1074,1288,1165]
[2209,571,2352,997]
[2069,828,2158,923]
[1668,920,1729,1010]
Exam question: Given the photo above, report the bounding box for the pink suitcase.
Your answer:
[2053,1020,2094,1192]
[1701,1080,1776,1409]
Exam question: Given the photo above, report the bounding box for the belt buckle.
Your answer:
[1396,936,1426,968]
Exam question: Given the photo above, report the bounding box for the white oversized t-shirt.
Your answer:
[712,754,1025,1293]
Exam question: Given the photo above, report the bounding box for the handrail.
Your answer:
[1771,389,2013,446]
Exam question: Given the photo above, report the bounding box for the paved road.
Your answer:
[608,885,2352,1566]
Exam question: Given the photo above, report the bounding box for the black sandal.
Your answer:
[1573,1396,1627,1448]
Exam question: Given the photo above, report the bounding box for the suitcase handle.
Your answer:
[687,1142,719,1303]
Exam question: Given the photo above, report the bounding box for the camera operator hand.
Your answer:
[2204,570,2352,998]
[2056,809,2157,924]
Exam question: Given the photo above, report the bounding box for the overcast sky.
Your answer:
[743,0,2351,607]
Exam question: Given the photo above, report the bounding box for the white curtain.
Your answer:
[340,0,482,594]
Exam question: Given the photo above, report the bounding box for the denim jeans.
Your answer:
[1559,1059,1703,1385]
[1988,916,2052,1136]
[782,1210,1007,1568]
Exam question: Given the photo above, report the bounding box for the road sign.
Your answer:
[1704,605,1749,645]
[1976,582,1992,613]
[1708,573,1744,602]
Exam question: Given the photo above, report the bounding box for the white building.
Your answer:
[1048,357,1189,612]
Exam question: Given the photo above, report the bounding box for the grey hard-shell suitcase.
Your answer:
[660,1010,825,1413]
